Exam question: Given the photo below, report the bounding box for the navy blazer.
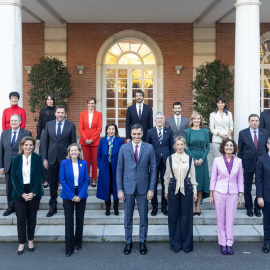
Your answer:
[125,104,153,141]
[237,127,269,172]
[60,159,89,200]
[97,137,124,201]
[146,126,174,166]
[256,153,270,202]
[260,110,270,134]
[11,153,44,200]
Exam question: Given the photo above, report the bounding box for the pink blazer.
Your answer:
[210,156,244,194]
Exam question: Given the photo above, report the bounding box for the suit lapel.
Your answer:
[30,154,36,179]
[163,127,168,145]
[68,159,75,185]
[266,154,270,167]
[78,160,83,182]
[137,142,145,164]
[112,137,120,156]
[129,142,136,163]
[171,117,178,132]
[219,156,229,175]
[6,129,13,150]
[257,128,265,150]
[131,105,140,122]
[15,129,24,149]
[50,120,58,141]
[246,128,256,150]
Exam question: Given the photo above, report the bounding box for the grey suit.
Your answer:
[116,142,156,243]
[165,115,189,140]
[0,128,32,208]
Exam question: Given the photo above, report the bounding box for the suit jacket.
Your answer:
[210,156,244,194]
[79,110,102,147]
[237,127,269,172]
[41,119,77,165]
[60,159,89,200]
[97,137,124,201]
[0,128,32,172]
[260,110,270,134]
[11,153,44,200]
[146,126,174,166]
[209,111,233,143]
[165,115,189,140]
[126,104,153,141]
[256,153,270,202]
[116,142,156,195]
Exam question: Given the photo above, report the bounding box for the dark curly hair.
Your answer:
[219,138,238,155]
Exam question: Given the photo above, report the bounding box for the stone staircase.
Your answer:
[0,176,264,243]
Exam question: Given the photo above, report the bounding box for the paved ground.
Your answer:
[1,242,270,270]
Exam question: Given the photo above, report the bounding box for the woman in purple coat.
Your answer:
[97,123,124,216]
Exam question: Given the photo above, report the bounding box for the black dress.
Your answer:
[37,106,56,183]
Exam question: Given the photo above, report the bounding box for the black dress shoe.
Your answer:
[263,243,270,253]
[75,246,82,250]
[124,243,133,255]
[114,209,119,216]
[17,246,24,255]
[140,242,147,255]
[151,208,158,216]
[46,208,57,217]
[28,246,35,252]
[254,209,262,217]
[3,208,15,216]
[161,207,168,216]
[247,210,253,217]
[66,252,73,257]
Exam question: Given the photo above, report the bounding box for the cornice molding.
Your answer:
[0,0,22,7]
[235,1,261,8]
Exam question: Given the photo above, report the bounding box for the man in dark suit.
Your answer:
[238,114,269,217]
[126,90,153,142]
[256,137,270,253]
[0,114,32,216]
[146,112,174,216]
[42,105,76,217]
[259,99,270,134]
[165,101,189,140]
[117,124,156,255]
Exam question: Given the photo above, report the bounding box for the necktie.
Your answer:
[177,118,180,130]
[134,145,138,164]
[138,105,142,121]
[57,123,62,141]
[158,128,163,144]
[254,131,258,148]
[11,131,17,148]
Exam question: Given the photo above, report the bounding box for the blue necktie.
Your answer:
[138,105,142,121]
[158,128,163,144]
[57,123,62,141]
[11,131,17,148]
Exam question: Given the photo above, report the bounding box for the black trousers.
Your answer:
[168,177,193,252]
[105,163,119,208]
[48,160,60,209]
[244,170,260,211]
[63,191,87,254]
[5,168,14,208]
[262,201,270,244]
[14,185,41,244]
[39,130,48,184]
[152,157,167,208]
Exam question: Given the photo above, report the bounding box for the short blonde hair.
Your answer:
[174,136,186,145]
[18,136,36,155]
[189,111,203,128]
[66,143,84,160]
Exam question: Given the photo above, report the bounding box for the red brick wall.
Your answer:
[22,23,44,136]
[67,24,194,136]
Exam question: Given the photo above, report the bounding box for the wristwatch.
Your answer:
[238,193,243,196]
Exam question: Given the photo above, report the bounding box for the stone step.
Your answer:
[0,224,264,242]
[0,209,263,226]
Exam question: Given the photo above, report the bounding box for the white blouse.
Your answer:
[72,162,79,186]
[164,152,197,195]
[22,154,31,185]
[88,113,93,128]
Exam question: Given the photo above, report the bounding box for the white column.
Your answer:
[0,0,22,131]
[234,0,261,141]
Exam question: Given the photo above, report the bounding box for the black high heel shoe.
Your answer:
[17,245,25,255]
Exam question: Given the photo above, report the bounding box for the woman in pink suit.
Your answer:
[209,139,244,255]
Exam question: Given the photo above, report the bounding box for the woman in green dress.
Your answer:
[184,112,210,216]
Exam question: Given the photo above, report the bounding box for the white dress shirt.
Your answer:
[136,102,144,117]
[132,141,142,157]
[88,112,93,128]
[174,115,181,128]
[11,128,20,143]
[72,162,79,187]
[22,154,31,185]
[55,119,65,135]
[250,127,259,142]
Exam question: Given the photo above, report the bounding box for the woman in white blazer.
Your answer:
[210,97,234,157]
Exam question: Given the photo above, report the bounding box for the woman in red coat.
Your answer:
[2,92,26,131]
[79,97,102,187]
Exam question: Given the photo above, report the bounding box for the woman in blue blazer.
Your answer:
[60,143,89,257]
[11,136,44,255]
[97,123,124,216]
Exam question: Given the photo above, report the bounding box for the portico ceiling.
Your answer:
[21,0,270,24]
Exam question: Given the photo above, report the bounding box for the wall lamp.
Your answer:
[77,66,84,75]
[175,66,183,75]
[24,66,32,74]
